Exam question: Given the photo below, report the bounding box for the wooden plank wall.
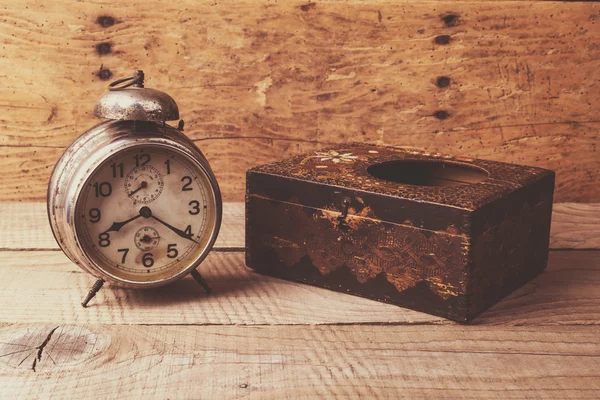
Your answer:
[0,0,598,202]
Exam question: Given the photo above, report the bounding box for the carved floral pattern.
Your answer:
[301,150,360,165]
[257,200,467,299]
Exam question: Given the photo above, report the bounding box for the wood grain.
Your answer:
[0,3,598,395]
[0,250,598,326]
[2,202,598,250]
[550,203,600,249]
[0,204,598,396]
[473,250,600,326]
[0,0,598,202]
[0,324,599,399]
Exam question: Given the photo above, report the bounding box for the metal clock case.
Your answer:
[48,71,222,306]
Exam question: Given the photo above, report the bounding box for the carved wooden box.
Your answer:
[245,144,554,322]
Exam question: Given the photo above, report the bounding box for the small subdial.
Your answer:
[134,226,161,251]
[125,165,164,204]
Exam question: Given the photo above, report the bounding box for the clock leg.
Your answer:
[81,278,105,307]
[190,269,211,294]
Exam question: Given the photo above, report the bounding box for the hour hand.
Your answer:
[150,214,199,244]
[102,214,141,233]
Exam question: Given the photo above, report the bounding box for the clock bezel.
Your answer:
[47,120,222,289]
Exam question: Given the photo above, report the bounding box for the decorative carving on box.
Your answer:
[246,143,554,322]
[258,200,466,299]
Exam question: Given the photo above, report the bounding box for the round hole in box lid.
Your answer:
[367,160,488,187]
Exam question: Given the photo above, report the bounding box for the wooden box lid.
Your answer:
[247,143,554,235]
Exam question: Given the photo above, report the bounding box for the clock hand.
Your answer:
[128,181,148,197]
[137,207,198,244]
[150,214,199,244]
[139,235,161,244]
[102,213,142,233]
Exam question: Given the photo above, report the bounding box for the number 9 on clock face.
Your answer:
[75,145,218,284]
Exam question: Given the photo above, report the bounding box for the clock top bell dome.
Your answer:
[94,70,179,122]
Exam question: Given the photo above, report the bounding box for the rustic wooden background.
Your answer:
[1,1,599,397]
[0,0,598,202]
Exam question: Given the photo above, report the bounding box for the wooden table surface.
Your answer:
[0,203,599,399]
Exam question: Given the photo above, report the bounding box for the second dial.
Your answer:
[135,226,161,251]
[125,164,164,204]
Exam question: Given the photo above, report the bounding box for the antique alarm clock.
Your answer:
[48,71,222,307]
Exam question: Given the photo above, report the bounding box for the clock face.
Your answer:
[75,145,217,283]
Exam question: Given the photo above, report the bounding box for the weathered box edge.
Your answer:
[465,170,555,321]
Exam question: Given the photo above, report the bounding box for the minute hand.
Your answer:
[151,214,199,244]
